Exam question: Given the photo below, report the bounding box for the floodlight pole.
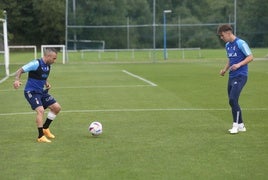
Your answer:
[234,0,237,35]
[73,0,77,50]
[65,0,68,51]
[153,0,156,61]
[127,17,130,49]
[163,10,172,60]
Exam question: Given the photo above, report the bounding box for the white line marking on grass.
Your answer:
[0,85,153,92]
[0,76,9,84]
[52,85,152,89]
[1,108,267,116]
[0,112,35,116]
[122,70,157,87]
[0,72,16,84]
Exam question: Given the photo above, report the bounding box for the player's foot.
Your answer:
[238,126,246,132]
[228,123,238,134]
[228,123,246,134]
[229,126,238,134]
[43,128,55,139]
[37,135,51,143]
[238,123,246,132]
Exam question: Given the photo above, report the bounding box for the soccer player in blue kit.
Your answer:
[217,24,253,134]
[13,48,61,142]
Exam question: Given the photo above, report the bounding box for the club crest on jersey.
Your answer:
[228,46,238,57]
[41,66,49,71]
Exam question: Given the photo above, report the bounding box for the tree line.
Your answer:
[0,0,267,49]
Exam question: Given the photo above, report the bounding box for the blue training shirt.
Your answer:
[22,59,51,92]
[226,37,252,78]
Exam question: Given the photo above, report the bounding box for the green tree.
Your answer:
[0,0,35,44]
[0,0,65,46]
[238,0,268,47]
[1,0,268,48]
[32,0,65,45]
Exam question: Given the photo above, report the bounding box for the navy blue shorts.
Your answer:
[24,90,57,110]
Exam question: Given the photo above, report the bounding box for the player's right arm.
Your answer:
[13,68,24,89]
[13,60,39,89]
[220,61,230,76]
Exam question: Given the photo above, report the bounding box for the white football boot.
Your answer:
[229,123,238,134]
[238,123,246,132]
[229,123,246,134]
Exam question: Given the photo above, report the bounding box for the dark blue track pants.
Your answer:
[227,75,247,124]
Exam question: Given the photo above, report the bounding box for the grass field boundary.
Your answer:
[1,107,267,116]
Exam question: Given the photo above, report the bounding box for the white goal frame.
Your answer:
[9,45,37,59]
[41,45,67,64]
[68,39,105,51]
[0,16,9,76]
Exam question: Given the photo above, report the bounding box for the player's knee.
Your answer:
[51,103,61,114]
[229,98,238,107]
[35,107,45,115]
[56,104,61,113]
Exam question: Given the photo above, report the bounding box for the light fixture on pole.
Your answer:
[163,10,172,60]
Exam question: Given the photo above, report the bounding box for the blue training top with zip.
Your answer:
[22,58,51,93]
[225,37,252,78]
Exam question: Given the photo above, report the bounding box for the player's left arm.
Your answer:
[230,40,253,71]
[45,80,51,90]
[237,54,253,67]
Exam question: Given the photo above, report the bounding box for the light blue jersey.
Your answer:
[226,38,252,78]
[22,59,50,92]
[22,60,39,72]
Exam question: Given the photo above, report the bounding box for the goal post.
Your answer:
[0,13,9,76]
[41,45,67,64]
[68,40,105,51]
[9,45,37,59]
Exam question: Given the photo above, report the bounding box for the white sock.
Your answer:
[47,111,56,120]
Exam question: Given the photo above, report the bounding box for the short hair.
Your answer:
[217,24,233,34]
[44,48,57,56]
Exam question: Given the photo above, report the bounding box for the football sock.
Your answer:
[43,119,53,129]
[38,127,43,138]
[43,111,56,129]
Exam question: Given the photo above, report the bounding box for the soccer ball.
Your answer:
[89,121,103,136]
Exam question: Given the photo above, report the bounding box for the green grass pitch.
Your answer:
[0,49,268,179]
